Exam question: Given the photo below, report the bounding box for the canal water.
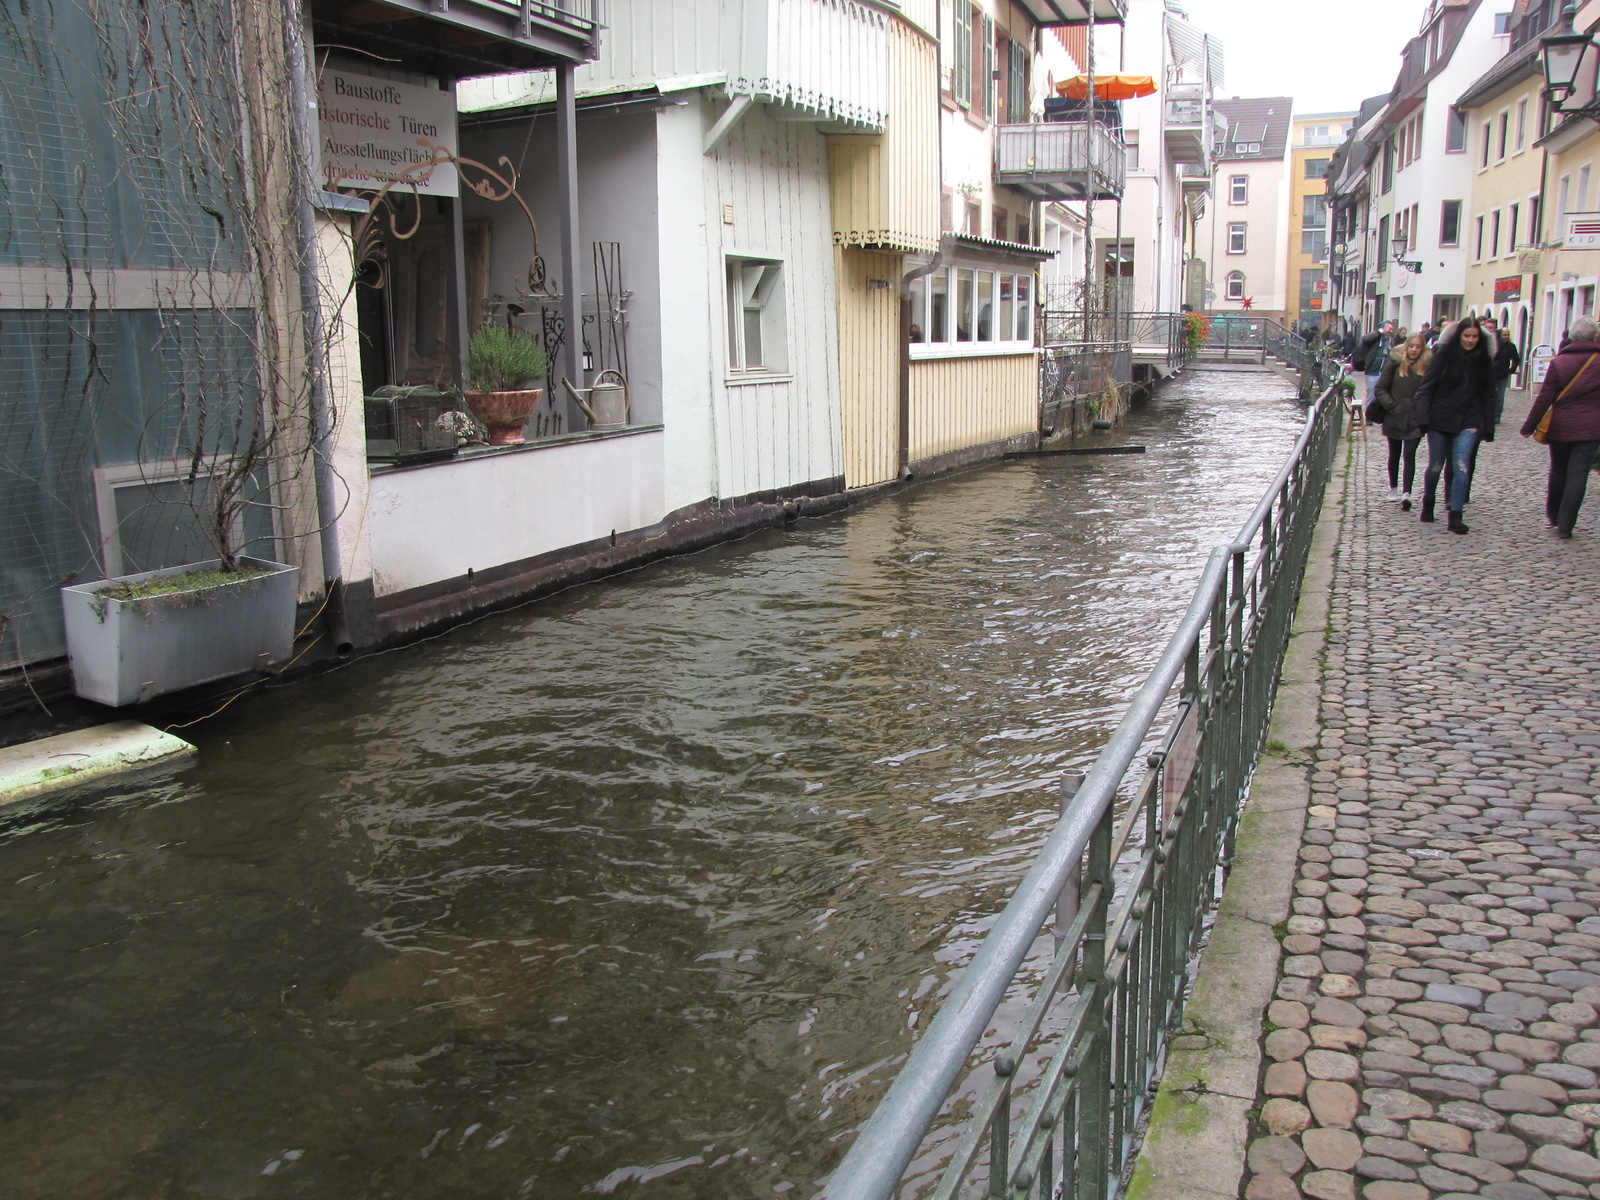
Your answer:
[0,368,1306,1199]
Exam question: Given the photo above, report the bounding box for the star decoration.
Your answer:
[1241,296,1255,310]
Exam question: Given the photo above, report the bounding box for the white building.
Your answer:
[1369,0,1506,332]
[1196,97,1293,322]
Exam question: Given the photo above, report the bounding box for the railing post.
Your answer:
[1055,771,1085,956]
[1077,804,1114,1199]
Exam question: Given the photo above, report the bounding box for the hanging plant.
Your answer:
[1184,312,1212,353]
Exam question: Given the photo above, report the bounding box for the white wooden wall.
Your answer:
[697,100,844,501]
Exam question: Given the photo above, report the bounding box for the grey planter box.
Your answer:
[61,557,300,707]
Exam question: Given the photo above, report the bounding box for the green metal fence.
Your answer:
[822,376,1345,1200]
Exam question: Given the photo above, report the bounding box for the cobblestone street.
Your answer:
[1239,395,1600,1200]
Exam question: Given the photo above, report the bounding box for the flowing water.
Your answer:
[0,368,1308,1199]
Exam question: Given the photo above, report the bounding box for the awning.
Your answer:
[1056,74,1157,100]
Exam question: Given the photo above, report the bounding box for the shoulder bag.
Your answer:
[1534,353,1599,444]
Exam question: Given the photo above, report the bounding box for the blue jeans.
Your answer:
[1425,429,1478,512]
[1494,378,1509,423]
[1366,373,1382,403]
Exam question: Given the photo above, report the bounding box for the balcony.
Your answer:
[1164,84,1213,165]
[309,0,600,76]
[995,120,1126,202]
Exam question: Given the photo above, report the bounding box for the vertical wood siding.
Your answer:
[705,105,843,500]
[836,247,903,488]
[909,354,1037,462]
[828,18,941,250]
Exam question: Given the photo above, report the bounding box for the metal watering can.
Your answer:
[561,370,630,431]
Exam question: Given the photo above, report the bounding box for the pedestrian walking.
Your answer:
[1375,333,1429,511]
[1482,317,1522,422]
[1520,314,1600,539]
[1356,320,1396,406]
[1415,317,1497,534]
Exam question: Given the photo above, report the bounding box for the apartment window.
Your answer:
[956,267,975,340]
[1516,98,1529,151]
[1303,229,1328,260]
[1303,194,1328,230]
[1299,267,1326,314]
[1481,122,1492,168]
[1382,140,1394,193]
[1007,38,1028,123]
[1377,214,1390,268]
[1582,164,1593,213]
[1491,209,1502,257]
[726,257,786,372]
[1230,175,1248,204]
[966,201,981,235]
[1125,131,1140,171]
[1226,271,1246,301]
[1475,214,1485,260]
[1559,175,1572,237]
[929,268,949,340]
[1447,107,1468,152]
[1228,222,1247,254]
[993,207,1009,241]
[1497,111,1510,160]
[1305,158,1330,180]
[1509,202,1520,251]
[1015,213,1030,244]
[1530,196,1542,245]
[1440,199,1462,246]
[952,2,972,108]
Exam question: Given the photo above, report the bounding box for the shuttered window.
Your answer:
[981,15,995,122]
[1008,38,1028,122]
[953,2,972,108]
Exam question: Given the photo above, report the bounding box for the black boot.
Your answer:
[1448,510,1469,534]
[1420,493,1436,523]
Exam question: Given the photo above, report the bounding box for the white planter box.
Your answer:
[61,557,299,706]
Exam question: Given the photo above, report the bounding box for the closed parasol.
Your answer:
[1055,74,1158,101]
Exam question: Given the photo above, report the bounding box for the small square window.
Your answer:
[726,257,787,372]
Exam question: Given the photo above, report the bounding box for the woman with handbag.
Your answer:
[1375,333,1429,510]
[1415,318,1498,534]
[1521,315,1600,539]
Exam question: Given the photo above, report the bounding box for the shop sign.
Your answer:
[1494,275,1522,302]
[1567,213,1600,248]
[1532,344,1555,386]
[318,66,459,197]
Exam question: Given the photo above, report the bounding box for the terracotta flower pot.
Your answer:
[464,387,543,445]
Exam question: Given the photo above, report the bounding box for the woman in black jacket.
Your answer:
[1414,318,1498,533]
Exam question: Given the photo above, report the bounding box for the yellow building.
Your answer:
[1287,112,1355,329]
[1457,30,1546,355]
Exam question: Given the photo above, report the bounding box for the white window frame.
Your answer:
[725,255,788,374]
[1227,222,1247,254]
[1230,175,1248,205]
[93,458,248,579]
[1225,271,1246,301]
[910,262,1037,358]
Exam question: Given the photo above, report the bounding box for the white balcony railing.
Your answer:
[995,120,1127,202]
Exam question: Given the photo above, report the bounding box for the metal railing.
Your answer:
[995,122,1127,202]
[1039,340,1133,436]
[822,379,1346,1200]
[1042,312,1190,373]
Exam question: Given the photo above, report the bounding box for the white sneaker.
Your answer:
[1388,486,1401,501]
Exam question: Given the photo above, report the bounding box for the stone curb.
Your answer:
[1126,430,1351,1200]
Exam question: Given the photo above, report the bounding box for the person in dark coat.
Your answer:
[1415,317,1497,533]
[1483,317,1523,421]
[1520,314,1600,539]
[1376,333,1429,510]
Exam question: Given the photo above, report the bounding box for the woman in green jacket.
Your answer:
[1376,333,1429,511]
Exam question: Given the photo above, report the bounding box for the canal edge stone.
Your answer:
[1125,428,1350,1200]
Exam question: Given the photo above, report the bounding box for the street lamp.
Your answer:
[1543,5,1600,119]
[1391,234,1422,274]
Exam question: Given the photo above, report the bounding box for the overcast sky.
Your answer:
[1173,0,1436,115]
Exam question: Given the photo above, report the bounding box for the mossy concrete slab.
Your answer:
[0,722,195,806]
[1126,437,1348,1200]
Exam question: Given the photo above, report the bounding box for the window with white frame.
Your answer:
[1230,175,1248,204]
[1226,271,1245,301]
[726,257,787,372]
[907,263,1033,349]
[1228,222,1247,254]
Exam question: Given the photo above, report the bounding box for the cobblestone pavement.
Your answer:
[1240,394,1600,1200]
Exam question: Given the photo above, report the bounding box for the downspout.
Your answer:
[1531,141,1551,371]
[282,5,353,656]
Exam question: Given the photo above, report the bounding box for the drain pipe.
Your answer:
[281,5,353,656]
[899,246,946,479]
